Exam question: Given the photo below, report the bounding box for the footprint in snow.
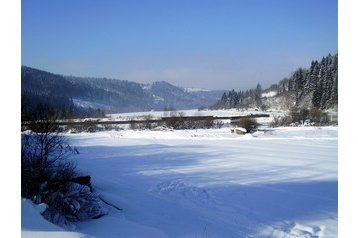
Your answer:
[151,180,213,206]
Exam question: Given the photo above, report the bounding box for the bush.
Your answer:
[129,115,161,130]
[260,104,269,112]
[163,116,185,129]
[270,107,331,127]
[22,118,106,227]
[41,183,104,226]
[163,114,217,130]
[270,107,308,127]
[290,107,310,124]
[212,120,225,129]
[309,107,330,125]
[270,115,293,127]
[235,117,258,133]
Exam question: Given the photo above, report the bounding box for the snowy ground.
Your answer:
[22,126,338,238]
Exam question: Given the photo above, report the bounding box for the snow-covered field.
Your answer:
[22,126,337,238]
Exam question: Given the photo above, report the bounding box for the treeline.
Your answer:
[276,53,338,109]
[213,84,263,109]
[214,53,338,110]
[21,66,107,121]
[21,91,106,121]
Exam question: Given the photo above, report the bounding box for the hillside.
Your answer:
[213,53,338,111]
[21,66,224,120]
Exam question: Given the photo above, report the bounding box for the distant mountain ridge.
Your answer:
[21,66,224,120]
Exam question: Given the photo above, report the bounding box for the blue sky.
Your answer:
[22,0,337,90]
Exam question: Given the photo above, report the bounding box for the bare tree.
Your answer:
[22,117,105,226]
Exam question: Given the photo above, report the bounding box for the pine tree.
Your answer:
[330,71,338,106]
[309,61,320,91]
[312,78,323,108]
[221,92,228,103]
[320,70,333,108]
[256,83,262,94]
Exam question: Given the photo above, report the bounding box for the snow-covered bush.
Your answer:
[270,115,292,127]
[21,119,106,227]
[270,107,331,127]
[41,183,105,227]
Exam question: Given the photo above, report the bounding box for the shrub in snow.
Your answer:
[163,113,186,129]
[270,107,331,127]
[163,114,220,130]
[41,183,105,227]
[128,114,161,130]
[260,104,269,111]
[234,117,258,133]
[22,118,106,227]
[293,107,332,126]
[309,107,330,125]
[181,118,215,129]
[290,107,310,124]
[270,115,293,127]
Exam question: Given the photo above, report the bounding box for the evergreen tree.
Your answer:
[213,53,338,110]
[256,83,262,93]
[330,71,338,106]
[308,61,320,91]
[312,78,324,108]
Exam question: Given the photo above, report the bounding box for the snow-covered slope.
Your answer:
[261,90,277,98]
[22,126,337,237]
[72,99,112,110]
[184,87,210,93]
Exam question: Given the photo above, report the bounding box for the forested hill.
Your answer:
[213,53,338,110]
[21,66,224,121]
